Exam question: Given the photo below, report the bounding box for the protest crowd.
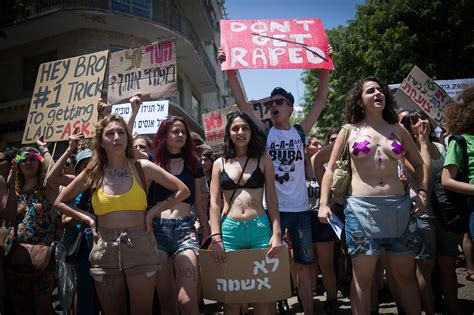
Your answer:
[0,19,474,315]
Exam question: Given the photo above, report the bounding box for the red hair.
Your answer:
[152,116,199,175]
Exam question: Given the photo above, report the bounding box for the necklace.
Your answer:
[168,151,184,158]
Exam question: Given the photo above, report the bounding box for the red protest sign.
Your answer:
[220,18,333,70]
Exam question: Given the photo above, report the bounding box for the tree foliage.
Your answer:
[303,0,474,138]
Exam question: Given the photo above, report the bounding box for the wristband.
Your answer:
[210,232,221,238]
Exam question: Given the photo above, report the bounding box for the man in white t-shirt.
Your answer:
[221,47,331,314]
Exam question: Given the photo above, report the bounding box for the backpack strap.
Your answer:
[293,124,307,149]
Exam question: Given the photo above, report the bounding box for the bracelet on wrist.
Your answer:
[210,232,221,239]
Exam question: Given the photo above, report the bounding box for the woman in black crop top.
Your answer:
[209,112,282,314]
[148,116,209,315]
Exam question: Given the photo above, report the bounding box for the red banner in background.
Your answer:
[220,18,334,70]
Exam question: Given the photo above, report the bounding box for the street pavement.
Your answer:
[203,265,474,314]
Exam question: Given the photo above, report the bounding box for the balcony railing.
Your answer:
[0,0,215,81]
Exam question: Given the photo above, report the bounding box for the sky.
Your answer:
[223,0,365,106]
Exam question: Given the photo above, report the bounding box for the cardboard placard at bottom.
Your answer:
[199,248,291,303]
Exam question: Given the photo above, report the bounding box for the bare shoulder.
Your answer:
[212,157,224,172]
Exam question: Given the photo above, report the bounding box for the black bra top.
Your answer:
[220,157,265,190]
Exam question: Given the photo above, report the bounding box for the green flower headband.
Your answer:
[15,151,44,163]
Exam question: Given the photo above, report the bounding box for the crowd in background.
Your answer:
[0,61,473,315]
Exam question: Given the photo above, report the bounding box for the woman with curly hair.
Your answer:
[318,77,428,314]
[442,87,474,278]
[2,144,59,315]
[209,111,282,314]
[148,116,209,315]
[55,114,190,315]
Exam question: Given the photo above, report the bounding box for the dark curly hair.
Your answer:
[344,77,398,124]
[444,87,474,135]
[400,110,437,142]
[222,112,266,159]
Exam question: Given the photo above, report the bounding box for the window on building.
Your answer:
[23,50,58,92]
[192,94,201,125]
[110,0,151,18]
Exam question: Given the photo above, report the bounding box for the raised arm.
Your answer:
[299,46,333,134]
[47,133,83,186]
[139,159,190,232]
[218,48,265,131]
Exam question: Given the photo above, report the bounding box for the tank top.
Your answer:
[92,161,147,215]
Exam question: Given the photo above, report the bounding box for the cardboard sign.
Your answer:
[111,100,169,135]
[107,40,177,104]
[395,65,451,126]
[202,98,273,146]
[22,50,109,144]
[220,18,334,70]
[199,248,291,303]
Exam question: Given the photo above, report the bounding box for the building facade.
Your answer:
[0,0,239,148]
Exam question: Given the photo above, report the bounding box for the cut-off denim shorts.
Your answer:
[345,195,422,257]
[415,217,461,259]
[152,215,199,258]
[221,214,271,251]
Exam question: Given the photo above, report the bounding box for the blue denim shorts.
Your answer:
[221,214,271,251]
[310,211,336,243]
[152,215,199,258]
[280,211,314,265]
[345,195,422,257]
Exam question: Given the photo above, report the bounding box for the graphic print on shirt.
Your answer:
[268,138,304,184]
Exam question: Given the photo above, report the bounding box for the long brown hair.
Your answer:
[15,147,46,195]
[84,114,134,190]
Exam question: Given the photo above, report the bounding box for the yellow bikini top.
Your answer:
[92,161,147,216]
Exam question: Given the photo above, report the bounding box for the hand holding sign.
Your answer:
[220,18,334,70]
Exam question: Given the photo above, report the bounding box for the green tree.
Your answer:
[303,0,474,138]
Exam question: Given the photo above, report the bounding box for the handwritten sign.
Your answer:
[395,65,451,126]
[202,97,273,146]
[199,248,291,303]
[111,100,169,135]
[220,18,334,70]
[22,51,109,144]
[107,39,177,104]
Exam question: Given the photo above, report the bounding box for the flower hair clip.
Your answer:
[15,151,44,163]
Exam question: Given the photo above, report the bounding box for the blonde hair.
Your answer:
[84,114,134,190]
